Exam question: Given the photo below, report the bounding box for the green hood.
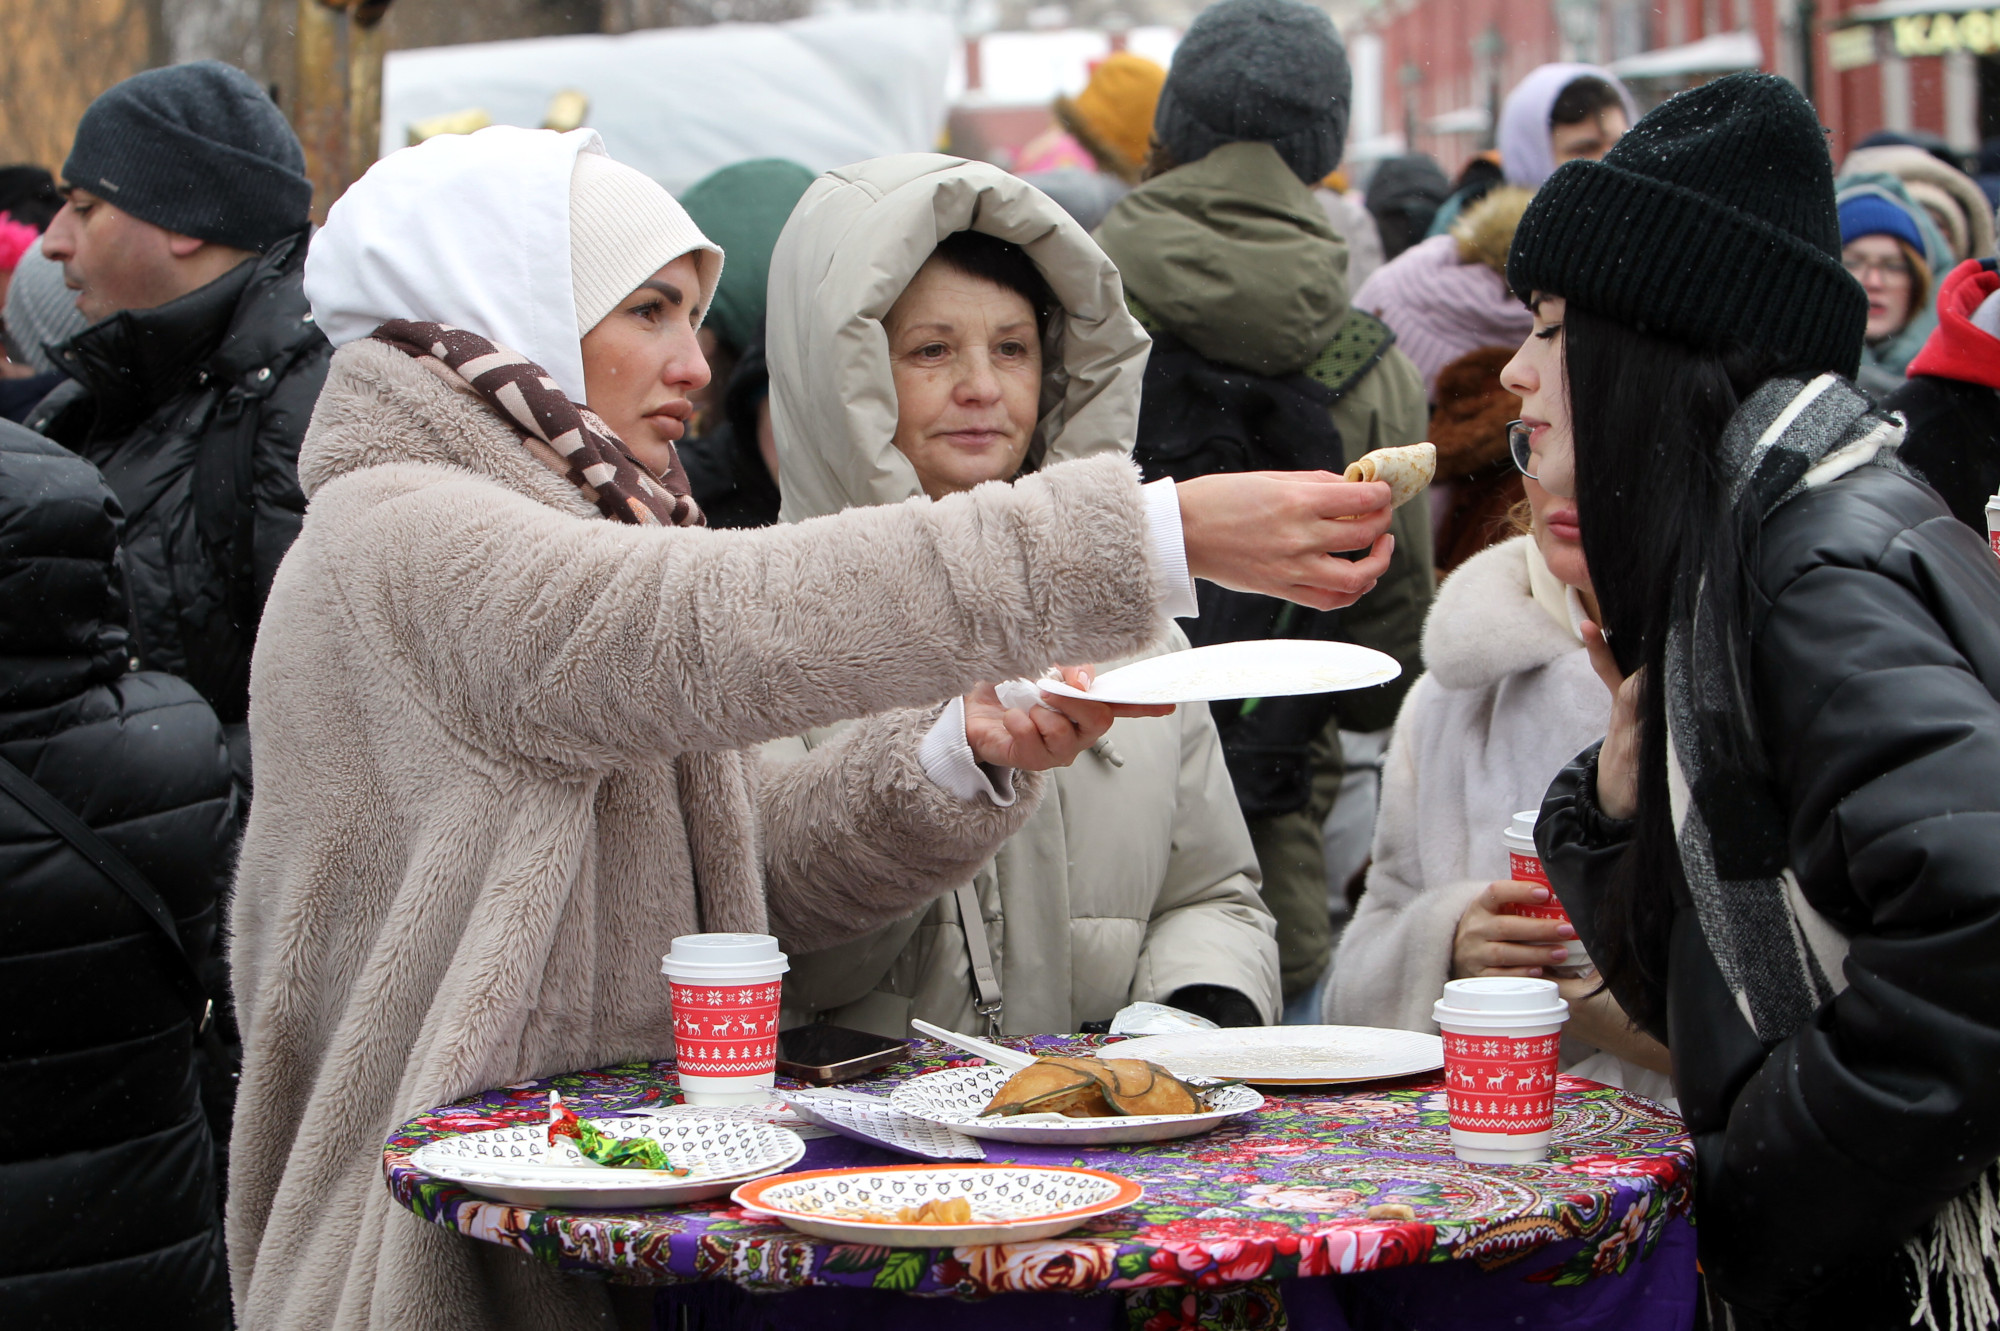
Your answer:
[1095,141,1349,376]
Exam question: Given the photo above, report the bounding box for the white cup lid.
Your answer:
[1509,810,1538,840]
[664,933,781,966]
[1439,976,1562,1013]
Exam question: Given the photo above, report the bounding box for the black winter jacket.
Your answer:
[1887,372,2000,537]
[30,228,329,759]
[1538,465,2000,1327]
[0,422,239,1327]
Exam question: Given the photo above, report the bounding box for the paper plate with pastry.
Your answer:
[887,1056,1264,1145]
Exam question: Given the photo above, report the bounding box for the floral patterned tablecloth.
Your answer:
[384,1036,1691,1311]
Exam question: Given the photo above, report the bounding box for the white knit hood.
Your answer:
[304,126,720,404]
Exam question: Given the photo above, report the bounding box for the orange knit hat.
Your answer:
[1061,52,1167,178]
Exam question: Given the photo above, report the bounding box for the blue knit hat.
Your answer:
[63,60,310,252]
[1838,192,1925,251]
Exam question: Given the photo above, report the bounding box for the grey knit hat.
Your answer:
[63,60,311,252]
[3,245,86,372]
[1153,0,1352,185]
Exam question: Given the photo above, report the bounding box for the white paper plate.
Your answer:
[734,1163,1141,1247]
[888,1063,1264,1145]
[1105,1025,1445,1086]
[1036,640,1401,706]
[408,1115,806,1208]
[779,1089,987,1161]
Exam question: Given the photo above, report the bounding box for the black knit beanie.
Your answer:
[1507,72,1866,379]
[1154,0,1351,185]
[63,60,311,253]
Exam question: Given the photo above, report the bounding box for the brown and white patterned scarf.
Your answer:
[373,319,704,528]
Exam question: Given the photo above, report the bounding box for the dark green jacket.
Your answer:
[1096,142,1434,733]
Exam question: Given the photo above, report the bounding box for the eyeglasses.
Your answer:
[1507,419,1536,479]
[1842,256,1912,281]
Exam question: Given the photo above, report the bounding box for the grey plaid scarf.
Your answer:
[1667,374,1998,1330]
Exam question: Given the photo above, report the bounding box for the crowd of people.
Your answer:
[4,3,2000,1329]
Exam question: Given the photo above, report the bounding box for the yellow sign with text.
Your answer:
[1890,10,2000,56]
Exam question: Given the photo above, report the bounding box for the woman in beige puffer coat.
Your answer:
[766,156,1280,1037]
[228,129,1395,1331]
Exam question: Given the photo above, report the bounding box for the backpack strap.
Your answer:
[1305,309,1397,401]
[0,754,211,1029]
[1125,294,1397,403]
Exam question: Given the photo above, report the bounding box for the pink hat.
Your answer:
[0,211,39,274]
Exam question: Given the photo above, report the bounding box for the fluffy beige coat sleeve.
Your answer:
[310,448,1165,770]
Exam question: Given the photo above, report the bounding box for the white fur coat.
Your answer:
[1324,536,1674,1104]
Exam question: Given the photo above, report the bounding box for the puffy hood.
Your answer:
[768,154,1150,521]
[1842,143,1995,262]
[1096,141,1347,376]
[0,422,129,710]
[1498,63,1638,189]
[305,126,719,404]
[1836,170,1954,375]
[1908,257,2000,390]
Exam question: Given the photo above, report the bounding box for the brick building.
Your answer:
[1346,0,2000,176]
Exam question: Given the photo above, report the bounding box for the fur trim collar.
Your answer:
[1423,535,1582,691]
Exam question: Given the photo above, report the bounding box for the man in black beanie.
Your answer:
[1096,0,1433,1011]
[33,60,330,784]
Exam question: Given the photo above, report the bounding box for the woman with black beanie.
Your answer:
[1512,73,2000,1329]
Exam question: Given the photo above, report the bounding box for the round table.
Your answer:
[385,1035,1696,1330]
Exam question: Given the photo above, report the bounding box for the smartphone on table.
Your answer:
[775,1024,909,1085]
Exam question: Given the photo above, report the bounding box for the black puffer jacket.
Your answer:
[1887,372,2000,537]
[1539,464,2000,1327]
[0,422,239,1327]
[29,227,328,766]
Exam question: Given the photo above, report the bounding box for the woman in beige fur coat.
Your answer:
[228,128,1400,1330]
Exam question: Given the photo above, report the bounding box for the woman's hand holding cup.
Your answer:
[1452,880,1579,978]
[1175,471,1396,611]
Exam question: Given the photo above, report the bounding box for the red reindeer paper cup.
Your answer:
[1500,810,1590,977]
[661,933,789,1105]
[1433,977,1569,1164]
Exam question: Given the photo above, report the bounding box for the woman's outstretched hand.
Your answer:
[1176,472,1396,611]
[1581,619,1642,820]
[963,665,1173,773]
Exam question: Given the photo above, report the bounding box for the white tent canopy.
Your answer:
[1609,30,1763,80]
[381,13,954,192]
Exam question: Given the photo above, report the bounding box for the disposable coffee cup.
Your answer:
[1987,494,2000,563]
[1433,977,1569,1164]
[1500,811,1589,977]
[661,933,789,1105]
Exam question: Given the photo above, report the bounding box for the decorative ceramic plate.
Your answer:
[887,1063,1264,1145]
[1035,640,1400,706]
[408,1115,806,1208]
[1105,1025,1445,1086]
[733,1163,1142,1247]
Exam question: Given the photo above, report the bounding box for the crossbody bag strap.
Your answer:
[953,882,1004,1038]
[0,754,211,1029]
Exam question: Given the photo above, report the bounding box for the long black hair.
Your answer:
[1561,303,1815,1031]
